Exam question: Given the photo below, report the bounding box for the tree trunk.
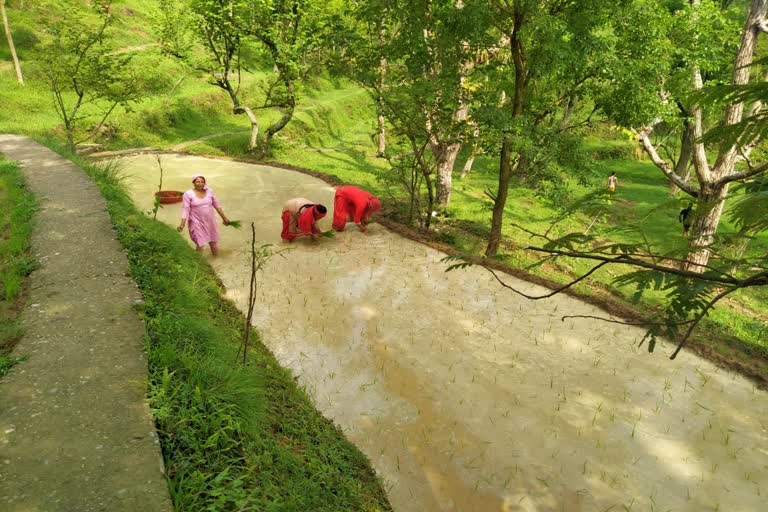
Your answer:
[376,108,386,157]
[460,122,480,178]
[1,0,24,84]
[433,141,461,206]
[485,140,513,257]
[224,80,260,152]
[485,18,526,258]
[423,172,435,229]
[685,184,730,271]
[711,0,766,175]
[241,106,259,150]
[460,153,476,178]
[376,23,387,157]
[670,121,695,195]
[260,78,295,156]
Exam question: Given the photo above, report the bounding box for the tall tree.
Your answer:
[347,0,488,208]
[161,0,326,156]
[37,1,148,150]
[1,0,23,84]
[607,0,768,271]
[482,0,616,257]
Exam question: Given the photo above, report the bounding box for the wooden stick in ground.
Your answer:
[1,0,24,85]
[239,222,258,364]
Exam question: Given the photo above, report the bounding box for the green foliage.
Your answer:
[0,159,37,377]
[729,176,768,232]
[594,0,675,127]
[0,354,26,377]
[0,160,37,302]
[32,1,165,148]
[2,0,767,373]
[696,79,768,147]
[43,144,390,511]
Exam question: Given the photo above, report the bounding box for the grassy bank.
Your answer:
[40,142,391,511]
[0,159,37,377]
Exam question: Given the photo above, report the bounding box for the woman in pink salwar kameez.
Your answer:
[177,174,230,255]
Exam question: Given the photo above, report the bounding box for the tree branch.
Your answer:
[635,127,700,197]
[527,247,740,285]
[669,286,736,359]
[561,314,695,328]
[75,100,119,145]
[481,260,612,300]
[714,159,768,186]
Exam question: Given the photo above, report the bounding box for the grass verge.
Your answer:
[0,158,36,377]
[40,141,391,511]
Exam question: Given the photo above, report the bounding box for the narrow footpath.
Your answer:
[0,135,171,511]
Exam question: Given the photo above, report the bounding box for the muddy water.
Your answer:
[119,154,767,512]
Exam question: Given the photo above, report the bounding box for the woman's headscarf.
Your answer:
[313,204,328,219]
[191,174,208,190]
[368,197,382,212]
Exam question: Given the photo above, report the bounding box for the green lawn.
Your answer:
[0,159,37,377]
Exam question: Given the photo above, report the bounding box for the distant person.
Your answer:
[177,174,230,256]
[607,171,619,193]
[679,202,694,236]
[332,185,382,232]
[281,198,327,242]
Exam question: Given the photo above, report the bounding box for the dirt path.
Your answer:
[119,154,768,512]
[0,136,171,511]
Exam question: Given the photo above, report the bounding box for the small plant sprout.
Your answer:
[150,154,165,220]
[696,368,711,387]
[592,401,604,426]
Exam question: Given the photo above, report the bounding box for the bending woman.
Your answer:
[177,174,230,255]
[332,185,381,232]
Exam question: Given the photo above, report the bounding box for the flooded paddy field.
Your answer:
[119,154,767,512]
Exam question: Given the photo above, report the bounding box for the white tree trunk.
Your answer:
[686,185,730,271]
[638,0,768,272]
[434,142,461,205]
[460,122,480,179]
[1,0,23,84]
[686,0,767,270]
[242,106,259,150]
[376,24,387,157]
[376,110,386,156]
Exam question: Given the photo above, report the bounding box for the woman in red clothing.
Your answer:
[281,198,327,242]
[332,185,382,232]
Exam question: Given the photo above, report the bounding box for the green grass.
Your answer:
[38,140,391,511]
[0,158,37,377]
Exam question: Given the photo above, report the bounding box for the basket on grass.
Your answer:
[155,191,184,204]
